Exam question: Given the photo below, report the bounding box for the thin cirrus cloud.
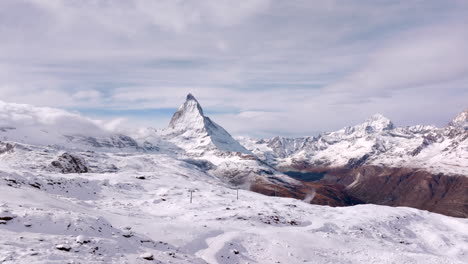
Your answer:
[0,0,467,137]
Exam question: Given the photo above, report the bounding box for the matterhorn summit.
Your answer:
[168,93,206,132]
[161,93,250,155]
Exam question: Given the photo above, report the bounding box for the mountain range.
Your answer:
[239,108,468,217]
[1,95,467,217]
[0,95,467,263]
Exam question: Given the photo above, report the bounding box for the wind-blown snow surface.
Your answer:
[0,160,467,263]
[0,145,467,263]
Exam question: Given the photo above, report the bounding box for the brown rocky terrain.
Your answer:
[274,164,468,218]
[249,177,363,207]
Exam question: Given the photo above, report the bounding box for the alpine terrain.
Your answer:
[239,109,468,217]
[0,95,467,263]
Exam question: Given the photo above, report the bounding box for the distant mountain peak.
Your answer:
[362,113,394,132]
[449,109,468,129]
[164,94,250,154]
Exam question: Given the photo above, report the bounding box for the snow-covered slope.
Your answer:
[1,149,467,263]
[239,110,468,176]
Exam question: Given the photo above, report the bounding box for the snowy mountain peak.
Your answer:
[163,94,250,155]
[342,113,394,135]
[186,93,197,102]
[449,109,468,129]
[364,114,394,131]
[168,94,205,130]
[336,113,394,137]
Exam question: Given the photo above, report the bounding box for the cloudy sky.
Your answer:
[0,0,467,137]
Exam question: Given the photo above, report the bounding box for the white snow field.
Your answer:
[0,150,467,264]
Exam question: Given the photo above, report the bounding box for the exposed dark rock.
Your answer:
[0,142,14,154]
[55,244,71,252]
[51,153,89,174]
[0,211,17,221]
[345,154,371,169]
[183,158,215,171]
[140,253,154,260]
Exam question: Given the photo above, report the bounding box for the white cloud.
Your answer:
[0,0,466,137]
[73,90,102,100]
[0,100,106,135]
[326,25,468,99]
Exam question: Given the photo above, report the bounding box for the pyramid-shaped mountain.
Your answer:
[162,94,250,155]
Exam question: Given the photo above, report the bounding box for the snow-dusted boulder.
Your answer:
[51,153,89,174]
[55,244,71,252]
[0,210,16,222]
[0,142,14,154]
[76,235,90,244]
[140,252,154,260]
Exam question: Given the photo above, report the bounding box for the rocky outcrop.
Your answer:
[51,153,89,174]
[0,142,14,154]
